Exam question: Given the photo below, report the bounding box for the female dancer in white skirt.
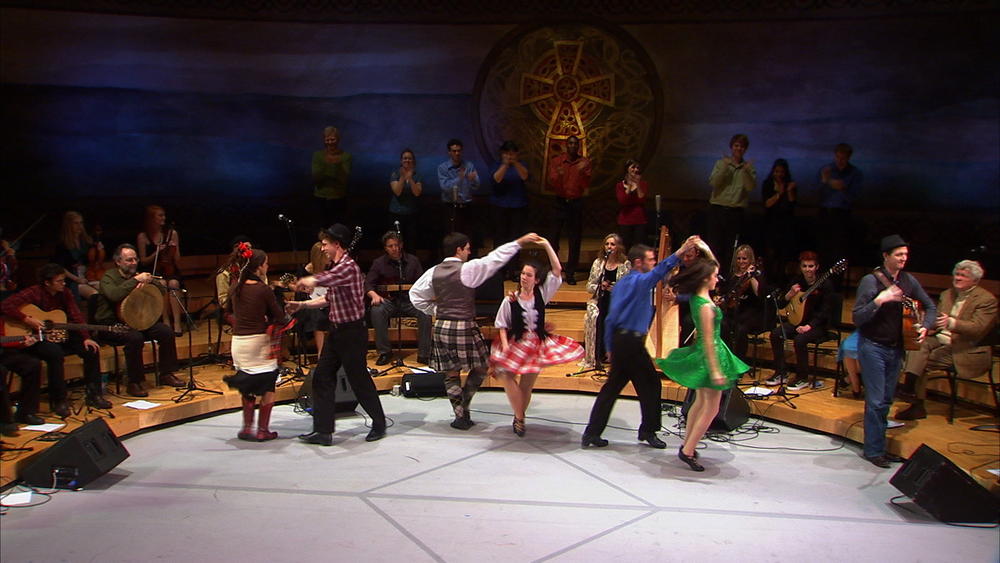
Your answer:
[223,246,288,441]
[490,237,583,436]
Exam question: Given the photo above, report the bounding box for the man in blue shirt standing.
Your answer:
[582,235,703,449]
[818,142,862,266]
[438,138,480,251]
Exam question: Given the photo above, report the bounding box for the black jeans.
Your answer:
[370,297,432,358]
[98,322,178,383]
[770,322,826,381]
[1,351,42,415]
[23,333,100,400]
[311,321,385,434]
[585,331,662,436]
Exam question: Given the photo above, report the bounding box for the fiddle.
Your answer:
[153,223,180,277]
[85,223,106,282]
[720,259,763,310]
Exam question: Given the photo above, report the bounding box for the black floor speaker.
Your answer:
[402,372,447,398]
[297,366,360,413]
[20,417,129,490]
[890,444,999,524]
[681,386,750,432]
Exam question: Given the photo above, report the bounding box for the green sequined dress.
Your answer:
[655,294,748,390]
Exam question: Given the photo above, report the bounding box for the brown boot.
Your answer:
[255,401,277,441]
[895,401,927,420]
[238,395,256,441]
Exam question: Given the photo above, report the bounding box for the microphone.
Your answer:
[655,194,661,214]
[968,245,986,255]
[278,214,293,224]
[394,220,401,234]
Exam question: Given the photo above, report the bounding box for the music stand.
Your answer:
[170,288,222,402]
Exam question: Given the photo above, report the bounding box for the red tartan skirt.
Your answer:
[489,331,584,374]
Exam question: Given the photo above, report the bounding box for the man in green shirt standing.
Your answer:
[707,133,756,271]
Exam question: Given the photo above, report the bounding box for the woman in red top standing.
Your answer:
[616,159,648,250]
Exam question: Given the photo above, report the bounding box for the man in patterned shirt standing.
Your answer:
[287,224,387,446]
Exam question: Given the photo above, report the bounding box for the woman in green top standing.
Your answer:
[656,258,748,472]
[312,126,352,225]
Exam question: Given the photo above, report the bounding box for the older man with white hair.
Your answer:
[895,260,998,420]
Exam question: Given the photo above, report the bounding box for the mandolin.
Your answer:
[3,304,130,344]
[779,259,847,326]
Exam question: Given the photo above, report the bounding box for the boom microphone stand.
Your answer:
[171,287,222,402]
[766,291,798,408]
[376,221,424,377]
[567,249,612,377]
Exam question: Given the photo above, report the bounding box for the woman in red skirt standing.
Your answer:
[490,237,583,436]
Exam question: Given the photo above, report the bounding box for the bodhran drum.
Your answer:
[118,284,164,330]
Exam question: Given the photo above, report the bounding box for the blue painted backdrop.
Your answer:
[1,8,997,267]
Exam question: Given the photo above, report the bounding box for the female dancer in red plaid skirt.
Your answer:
[490,237,584,436]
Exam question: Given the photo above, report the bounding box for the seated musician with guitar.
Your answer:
[766,251,838,391]
[94,244,184,397]
[365,231,431,366]
[1,263,111,415]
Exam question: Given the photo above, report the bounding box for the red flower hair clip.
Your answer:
[237,242,252,259]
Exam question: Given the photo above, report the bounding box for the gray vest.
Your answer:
[432,260,476,320]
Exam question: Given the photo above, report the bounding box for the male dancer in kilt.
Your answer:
[411,232,539,429]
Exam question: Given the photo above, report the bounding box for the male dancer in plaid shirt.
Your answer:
[411,231,540,429]
[287,224,387,445]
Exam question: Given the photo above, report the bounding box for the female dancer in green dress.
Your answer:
[656,258,749,471]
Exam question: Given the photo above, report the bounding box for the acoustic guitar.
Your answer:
[2,304,129,344]
[872,269,926,351]
[779,259,848,326]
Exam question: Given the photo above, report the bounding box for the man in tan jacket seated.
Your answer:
[896,260,997,420]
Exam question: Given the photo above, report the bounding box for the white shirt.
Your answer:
[494,272,562,330]
[409,241,520,318]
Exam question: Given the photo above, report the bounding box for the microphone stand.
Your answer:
[766,291,798,408]
[375,254,423,377]
[567,251,612,377]
[171,287,222,402]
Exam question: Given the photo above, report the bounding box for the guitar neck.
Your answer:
[1,335,26,344]
[50,322,113,333]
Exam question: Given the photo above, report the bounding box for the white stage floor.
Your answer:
[2,391,997,562]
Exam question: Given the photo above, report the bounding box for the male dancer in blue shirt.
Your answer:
[582,235,704,449]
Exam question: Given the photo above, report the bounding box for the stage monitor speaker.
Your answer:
[402,372,447,398]
[19,418,129,490]
[681,386,750,432]
[889,444,999,524]
[297,366,359,413]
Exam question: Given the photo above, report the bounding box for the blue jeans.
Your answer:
[858,336,903,458]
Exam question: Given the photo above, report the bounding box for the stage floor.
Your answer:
[2,392,997,562]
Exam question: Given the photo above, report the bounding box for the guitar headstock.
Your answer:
[110,323,131,334]
[831,259,848,275]
[347,226,363,254]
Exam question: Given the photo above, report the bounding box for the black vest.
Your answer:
[508,285,549,341]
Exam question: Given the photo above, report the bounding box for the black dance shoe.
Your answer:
[581,433,609,448]
[365,428,387,442]
[678,447,705,471]
[298,431,334,446]
[638,431,666,449]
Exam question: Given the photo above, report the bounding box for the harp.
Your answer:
[645,225,679,358]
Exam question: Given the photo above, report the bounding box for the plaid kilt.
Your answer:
[432,319,489,372]
[490,331,584,374]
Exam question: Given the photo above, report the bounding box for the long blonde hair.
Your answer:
[59,211,92,250]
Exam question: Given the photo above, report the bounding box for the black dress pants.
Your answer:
[585,331,662,436]
[311,321,386,434]
[98,322,178,383]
